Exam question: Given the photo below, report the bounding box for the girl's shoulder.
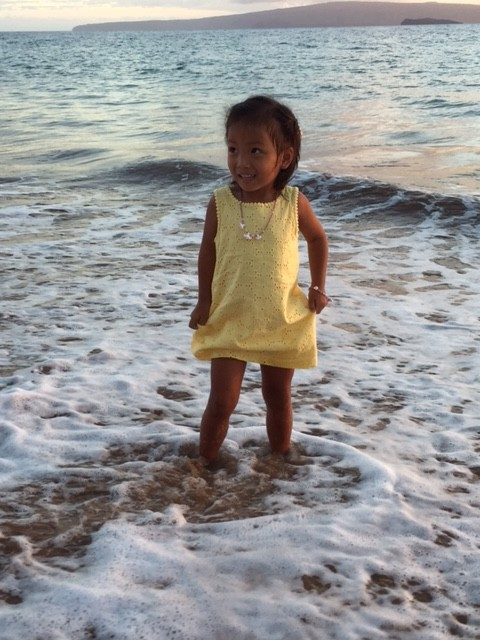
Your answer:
[213,184,234,212]
[282,184,299,206]
[214,184,232,197]
[284,184,298,196]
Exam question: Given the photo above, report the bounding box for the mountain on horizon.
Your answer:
[72,1,480,32]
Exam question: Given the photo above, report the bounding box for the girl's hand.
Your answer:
[308,286,330,314]
[189,300,211,329]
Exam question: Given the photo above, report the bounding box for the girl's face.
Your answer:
[226,122,293,201]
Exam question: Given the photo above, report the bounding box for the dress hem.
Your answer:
[192,349,317,370]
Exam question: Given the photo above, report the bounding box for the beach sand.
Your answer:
[0,170,479,638]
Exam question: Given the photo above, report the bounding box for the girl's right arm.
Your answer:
[189,196,217,329]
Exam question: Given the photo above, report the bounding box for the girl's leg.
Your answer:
[199,357,246,462]
[260,364,295,455]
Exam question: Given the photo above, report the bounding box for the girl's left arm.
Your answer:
[298,191,329,314]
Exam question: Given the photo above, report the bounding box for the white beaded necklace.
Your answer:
[238,192,277,241]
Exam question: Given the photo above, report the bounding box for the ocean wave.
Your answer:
[15,156,477,227]
[294,171,480,225]
[99,159,228,186]
[37,148,108,163]
[0,176,21,184]
[71,158,479,220]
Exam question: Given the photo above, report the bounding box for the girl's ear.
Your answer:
[280,147,294,169]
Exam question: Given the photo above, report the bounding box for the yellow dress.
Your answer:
[191,185,317,369]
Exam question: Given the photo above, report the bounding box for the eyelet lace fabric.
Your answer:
[191,185,317,368]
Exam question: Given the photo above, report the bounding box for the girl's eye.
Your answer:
[251,148,262,155]
[228,146,236,154]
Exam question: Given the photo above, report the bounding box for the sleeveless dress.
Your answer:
[191,185,317,369]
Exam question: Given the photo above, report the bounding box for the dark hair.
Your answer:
[225,95,301,192]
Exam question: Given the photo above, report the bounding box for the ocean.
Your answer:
[0,26,479,639]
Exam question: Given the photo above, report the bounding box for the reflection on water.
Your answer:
[1,26,479,194]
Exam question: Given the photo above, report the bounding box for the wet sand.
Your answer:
[0,171,479,638]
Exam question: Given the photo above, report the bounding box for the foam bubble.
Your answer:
[0,169,479,638]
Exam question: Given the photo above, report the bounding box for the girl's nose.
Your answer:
[237,151,250,168]
[237,154,250,169]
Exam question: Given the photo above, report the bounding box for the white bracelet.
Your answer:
[309,285,327,295]
[309,285,331,302]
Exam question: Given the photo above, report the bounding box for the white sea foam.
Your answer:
[1,169,479,638]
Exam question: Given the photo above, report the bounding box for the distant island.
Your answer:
[72,1,480,32]
[401,17,462,24]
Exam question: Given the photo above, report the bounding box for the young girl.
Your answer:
[189,95,329,463]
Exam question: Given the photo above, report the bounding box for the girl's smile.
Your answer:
[226,123,293,202]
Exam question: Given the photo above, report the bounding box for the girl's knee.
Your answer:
[261,366,294,409]
[206,394,238,420]
[262,386,292,413]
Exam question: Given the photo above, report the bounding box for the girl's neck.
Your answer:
[231,183,279,204]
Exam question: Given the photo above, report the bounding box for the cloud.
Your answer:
[235,0,316,4]
[84,0,220,6]
[0,0,310,8]
[107,1,213,5]
[0,0,224,7]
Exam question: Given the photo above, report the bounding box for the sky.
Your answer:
[1,0,479,31]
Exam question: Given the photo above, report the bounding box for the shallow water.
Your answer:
[1,26,480,640]
[1,165,479,638]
